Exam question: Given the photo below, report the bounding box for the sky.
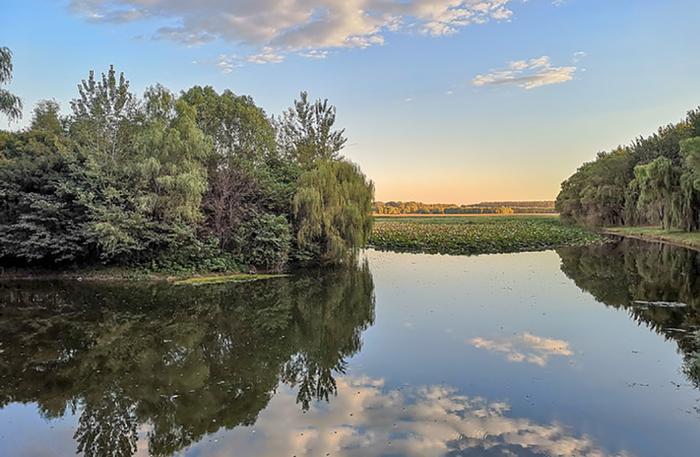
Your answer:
[2,0,700,204]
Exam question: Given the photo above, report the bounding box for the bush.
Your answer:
[237,213,291,272]
[149,234,238,274]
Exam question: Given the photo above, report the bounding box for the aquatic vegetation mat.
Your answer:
[370,216,604,255]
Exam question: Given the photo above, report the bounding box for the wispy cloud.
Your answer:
[69,1,520,63]
[572,50,588,63]
[469,332,573,366]
[300,49,330,60]
[216,54,239,74]
[473,56,577,90]
[247,47,285,65]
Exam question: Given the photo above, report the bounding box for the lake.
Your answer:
[1,238,699,457]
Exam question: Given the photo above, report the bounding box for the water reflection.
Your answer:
[190,375,630,457]
[2,241,700,456]
[557,238,700,387]
[0,262,374,456]
[469,333,574,367]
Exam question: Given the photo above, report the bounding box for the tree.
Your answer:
[557,108,700,231]
[0,47,22,121]
[131,97,211,225]
[557,148,634,226]
[681,137,700,191]
[0,128,94,264]
[633,157,678,229]
[70,65,135,161]
[85,96,212,263]
[0,63,372,270]
[293,159,374,264]
[279,91,347,167]
[180,86,277,166]
[31,99,63,134]
[181,86,299,253]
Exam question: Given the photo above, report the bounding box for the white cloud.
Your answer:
[469,332,574,366]
[69,1,519,60]
[187,376,631,457]
[247,47,285,64]
[573,50,588,63]
[473,56,577,90]
[216,54,239,74]
[300,49,330,59]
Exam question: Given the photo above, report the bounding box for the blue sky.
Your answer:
[2,0,700,203]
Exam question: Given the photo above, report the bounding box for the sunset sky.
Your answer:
[2,0,700,203]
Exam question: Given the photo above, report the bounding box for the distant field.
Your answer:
[370,215,602,255]
[373,213,558,218]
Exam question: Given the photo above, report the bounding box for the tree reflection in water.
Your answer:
[557,238,700,387]
[0,261,375,457]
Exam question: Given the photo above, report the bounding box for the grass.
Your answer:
[373,212,557,217]
[172,273,287,286]
[370,215,604,256]
[0,266,287,285]
[604,226,700,251]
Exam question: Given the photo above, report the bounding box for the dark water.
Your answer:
[1,239,699,457]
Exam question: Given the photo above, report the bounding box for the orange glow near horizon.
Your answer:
[368,168,562,205]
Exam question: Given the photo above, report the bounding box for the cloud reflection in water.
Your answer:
[469,333,574,367]
[189,376,629,457]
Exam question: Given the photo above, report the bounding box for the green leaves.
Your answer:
[0,47,22,121]
[1,63,371,271]
[681,137,700,191]
[293,160,374,264]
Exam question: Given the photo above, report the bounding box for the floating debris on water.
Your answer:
[632,300,688,308]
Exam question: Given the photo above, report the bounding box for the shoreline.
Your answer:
[0,268,287,284]
[603,227,700,252]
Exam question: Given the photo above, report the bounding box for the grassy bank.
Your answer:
[0,266,285,284]
[173,273,287,286]
[604,227,700,251]
[370,215,603,256]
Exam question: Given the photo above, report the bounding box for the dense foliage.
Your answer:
[0,56,373,270]
[556,109,700,231]
[370,215,602,255]
[373,200,556,215]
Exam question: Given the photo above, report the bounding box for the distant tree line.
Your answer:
[556,108,700,231]
[373,200,556,215]
[0,47,374,271]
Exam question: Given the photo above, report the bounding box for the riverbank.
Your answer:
[603,227,700,252]
[0,266,286,284]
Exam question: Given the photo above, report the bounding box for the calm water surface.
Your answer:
[1,239,699,457]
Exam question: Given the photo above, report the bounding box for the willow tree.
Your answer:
[633,157,678,229]
[132,96,211,225]
[293,159,374,264]
[682,137,700,190]
[0,47,22,121]
[679,137,700,230]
